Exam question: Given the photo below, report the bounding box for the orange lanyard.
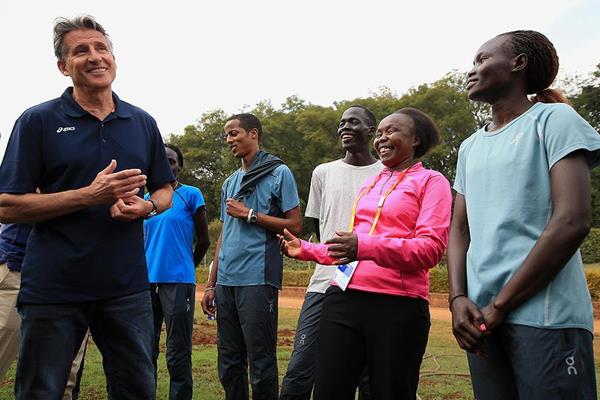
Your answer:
[348,169,408,235]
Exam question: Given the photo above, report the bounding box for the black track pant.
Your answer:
[216,285,279,400]
[151,283,195,400]
[313,287,430,400]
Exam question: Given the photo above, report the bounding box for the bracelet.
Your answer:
[204,286,216,292]
[448,294,466,310]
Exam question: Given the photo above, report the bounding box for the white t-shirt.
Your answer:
[305,159,384,293]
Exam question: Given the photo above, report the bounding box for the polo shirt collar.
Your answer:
[61,87,133,119]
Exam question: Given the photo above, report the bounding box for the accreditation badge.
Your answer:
[332,261,358,291]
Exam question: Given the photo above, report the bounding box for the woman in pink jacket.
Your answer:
[280,108,452,400]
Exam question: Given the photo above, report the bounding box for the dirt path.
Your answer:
[196,286,452,321]
[196,286,600,332]
[279,295,305,309]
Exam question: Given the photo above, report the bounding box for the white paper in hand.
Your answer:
[332,261,358,291]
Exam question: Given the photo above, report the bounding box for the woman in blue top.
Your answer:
[448,30,600,399]
[144,144,210,400]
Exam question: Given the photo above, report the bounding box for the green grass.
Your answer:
[418,320,472,399]
[1,306,600,399]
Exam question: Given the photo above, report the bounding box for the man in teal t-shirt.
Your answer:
[202,113,302,400]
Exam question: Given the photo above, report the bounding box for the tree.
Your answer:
[167,109,233,219]
[168,66,600,238]
[569,63,600,226]
[571,63,600,131]
[168,74,484,234]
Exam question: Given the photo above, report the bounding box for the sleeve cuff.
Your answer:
[356,233,376,261]
[298,239,314,261]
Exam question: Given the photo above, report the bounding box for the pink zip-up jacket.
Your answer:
[298,162,452,301]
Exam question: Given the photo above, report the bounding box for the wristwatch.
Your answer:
[247,208,258,223]
[145,199,158,219]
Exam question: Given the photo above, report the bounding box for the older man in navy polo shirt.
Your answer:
[0,15,173,399]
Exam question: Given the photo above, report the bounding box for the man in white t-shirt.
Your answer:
[280,105,383,400]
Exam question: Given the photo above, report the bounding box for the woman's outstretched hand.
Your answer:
[278,228,302,258]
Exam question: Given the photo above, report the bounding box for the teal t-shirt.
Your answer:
[144,184,205,283]
[454,102,600,333]
[218,164,300,288]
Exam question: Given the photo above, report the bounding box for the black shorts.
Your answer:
[467,323,596,400]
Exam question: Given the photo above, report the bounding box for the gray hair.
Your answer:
[53,15,113,60]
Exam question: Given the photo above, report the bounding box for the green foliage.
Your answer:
[430,265,450,293]
[587,271,600,301]
[167,110,235,220]
[171,66,598,235]
[207,218,221,244]
[283,258,313,270]
[568,63,600,226]
[281,269,313,287]
[411,256,600,297]
[196,267,209,284]
[202,218,222,263]
[397,74,483,180]
[570,63,600,132]
[582,228,600,264]
[196,261,313,286]
[168,71,493,236]
[337,73,488,181]
[197,262,448,289]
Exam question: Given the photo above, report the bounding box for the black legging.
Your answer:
[313,287,430,400]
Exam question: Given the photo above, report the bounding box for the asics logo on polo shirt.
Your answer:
[56,126,76,133]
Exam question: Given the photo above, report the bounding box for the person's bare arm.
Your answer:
[225,199,303,236]
[481,151,592,329]
[0,160,145,223]
[202,228,221,317]
[149,183,174,216]
[447,193,485,352]
[193,207,211,267]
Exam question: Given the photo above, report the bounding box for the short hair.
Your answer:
[226,113,263,140]
[394,108,440,158]
[347,105,376,128]
[165,143,184,169]
[53,15,112,61]
[498,30,568,104]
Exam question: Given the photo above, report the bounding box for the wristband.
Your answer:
[448,294,466,310]
[144,199,158,219]
[247,208,257,223]
[204,286,216,292]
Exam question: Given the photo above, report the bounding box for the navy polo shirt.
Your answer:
[0,87,174,304]
[0,223,32,272]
